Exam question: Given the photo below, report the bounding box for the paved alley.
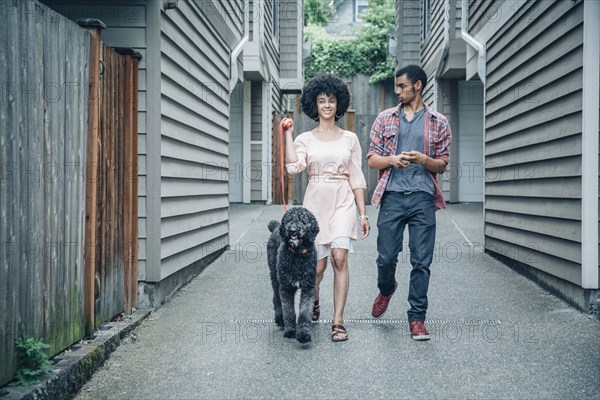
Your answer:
[74,204,600,399]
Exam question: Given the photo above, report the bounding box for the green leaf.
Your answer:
[304,0,396,84]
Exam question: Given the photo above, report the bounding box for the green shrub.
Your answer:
[305,0,396,85]
[15,336,53,386]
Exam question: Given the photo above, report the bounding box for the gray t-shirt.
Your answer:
[386,108,435,196]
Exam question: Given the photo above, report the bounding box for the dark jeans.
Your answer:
[376,191,436,322]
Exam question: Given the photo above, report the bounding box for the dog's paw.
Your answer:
[275,316,284,328]
[296,332,311,344]
[283,329,296,339]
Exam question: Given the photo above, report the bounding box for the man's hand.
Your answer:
[390,153,413,168]
[401,151,427,164]
[401,151,447,173]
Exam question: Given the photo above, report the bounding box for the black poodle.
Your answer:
[267,207,319,343]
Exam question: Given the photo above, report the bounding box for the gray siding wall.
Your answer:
[247,0,286,203]
[41,0,150,280]
[420,0,445,106]
[158,1,237,279]
[480,1,585,286]
[469,0,506,36]
[280,0,301,79]
[418,0,459,204]
[264,0,279,74]
[396,0,422,67]
[251,81,264,202]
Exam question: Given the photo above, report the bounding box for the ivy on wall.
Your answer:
[304,0,396,85]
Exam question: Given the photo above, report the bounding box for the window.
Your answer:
[422,0,431,40]
[355,0,368,22]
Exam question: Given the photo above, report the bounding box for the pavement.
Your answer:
[70,203,599,400]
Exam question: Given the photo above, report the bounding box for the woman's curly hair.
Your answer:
[300,74,351,121]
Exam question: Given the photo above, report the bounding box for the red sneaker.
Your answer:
[371,282,397,318]
[409,321,430,341]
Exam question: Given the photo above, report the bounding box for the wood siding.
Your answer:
[480,0,586,286]
[469,0,505,36]
[280,0,301,79]
[396,0,422,67]
[420,0,446,106]
[158,1,234,279]
[251,82,264,202]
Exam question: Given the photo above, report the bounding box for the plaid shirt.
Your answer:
[367,103,452,209]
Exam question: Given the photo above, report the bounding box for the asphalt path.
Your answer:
[74,203,600,400]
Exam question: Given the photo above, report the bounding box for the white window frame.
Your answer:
[355,0,368,22]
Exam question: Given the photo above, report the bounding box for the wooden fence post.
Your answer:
[77,18,106,337]
[114,48,141,315]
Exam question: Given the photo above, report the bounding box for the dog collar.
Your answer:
[288,246,309,254]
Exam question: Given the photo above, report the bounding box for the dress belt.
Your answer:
[309,175,349,181]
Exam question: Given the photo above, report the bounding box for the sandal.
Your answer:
[331,324,348,342]
[312,300,320,321]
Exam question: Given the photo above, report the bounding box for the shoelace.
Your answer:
[411,322,427,333]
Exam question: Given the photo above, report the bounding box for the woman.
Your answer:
[284,74,370,342]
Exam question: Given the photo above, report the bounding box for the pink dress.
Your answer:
[286,130,367,245]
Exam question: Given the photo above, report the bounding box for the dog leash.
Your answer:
[279,118,292,212]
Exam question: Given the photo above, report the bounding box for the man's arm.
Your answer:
[401,151,447,173]
[368,153,412,170]
[367,112,412,170]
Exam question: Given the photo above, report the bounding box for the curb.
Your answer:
[0,309,152,400]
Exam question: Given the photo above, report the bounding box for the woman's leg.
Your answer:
[313,257,328,321]
[330,248,349,326]
[314,257,328,301]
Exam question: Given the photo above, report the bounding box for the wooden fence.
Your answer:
[85,39,140,333]
[0,0,90,385]
[0,1,140,386]
[272,113,293,206]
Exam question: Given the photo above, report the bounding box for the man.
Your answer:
[367,65,451,341]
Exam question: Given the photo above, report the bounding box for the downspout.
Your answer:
[581,0,599,290]
[229,0,249,93]
[460,0,487,223]
[460,0,485,85]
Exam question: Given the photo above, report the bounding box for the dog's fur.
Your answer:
[267,207,319,343]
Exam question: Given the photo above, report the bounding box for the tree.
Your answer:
[304,0,396,84]
[304,0,333,26]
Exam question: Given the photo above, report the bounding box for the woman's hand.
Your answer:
[282,118,294,135]
[360,216,370,239]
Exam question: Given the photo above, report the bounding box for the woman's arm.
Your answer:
[284,119,298,163]
[353,188,370,238]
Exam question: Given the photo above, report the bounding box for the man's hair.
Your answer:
[300,74,351,121]
[395,65,428,92]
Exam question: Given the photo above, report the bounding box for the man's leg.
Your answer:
[376,193,407,295]
[406,192,436,322]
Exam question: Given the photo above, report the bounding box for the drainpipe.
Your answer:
[460,0,487,226]
[581,0,599,290]
[229,0,249,93]
[460,0,485,84]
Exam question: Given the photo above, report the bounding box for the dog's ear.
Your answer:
[279,216,287,240]
[307,212,319,241]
